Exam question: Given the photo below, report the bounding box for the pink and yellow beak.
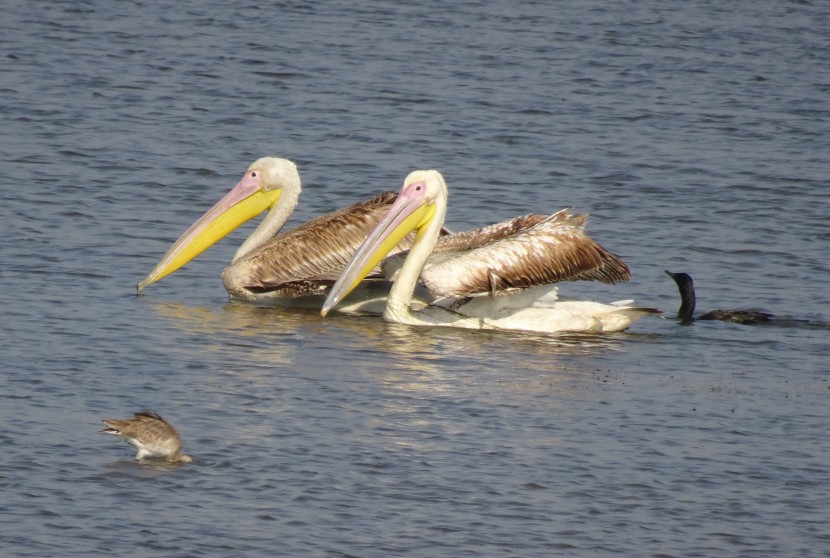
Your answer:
[320,179,436,316]
[137,171,282,292]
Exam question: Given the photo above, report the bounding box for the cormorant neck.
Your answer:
[666,270,696,322]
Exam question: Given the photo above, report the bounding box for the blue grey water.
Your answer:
[1,0,828,556]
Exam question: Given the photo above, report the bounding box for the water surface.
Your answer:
[1,1,828,556]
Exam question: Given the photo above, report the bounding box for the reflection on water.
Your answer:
[103,459,190,478]
[149,298,636,381]
[152,299,638,348]
[149,299,312,337]
[144,297,646,433]
[374,320,637,370]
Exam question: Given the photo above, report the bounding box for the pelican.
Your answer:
[137,157,417,313]
[665,270,772,324]
[321,170,660,334]
[100,411,192,463]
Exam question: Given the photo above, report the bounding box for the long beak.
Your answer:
[137,175,282,292]
[320,182,435,316]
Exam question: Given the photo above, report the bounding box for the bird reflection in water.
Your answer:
[147,298,631,383]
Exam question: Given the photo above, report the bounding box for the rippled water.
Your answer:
[1,1,828,556]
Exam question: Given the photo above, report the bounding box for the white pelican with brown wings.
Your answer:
[321,170,660,334]
[137,157,417,313]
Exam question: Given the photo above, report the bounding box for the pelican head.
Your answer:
[320,169,445,316]
[137,157,300,292]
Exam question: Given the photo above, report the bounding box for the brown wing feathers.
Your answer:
[420,209,630,298]
[240,192,411,293]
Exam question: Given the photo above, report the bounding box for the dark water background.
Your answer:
[1,1,828,556]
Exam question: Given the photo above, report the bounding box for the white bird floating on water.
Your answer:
[100,411,192,463]
[322,169,660,334]
[137,157,417,314]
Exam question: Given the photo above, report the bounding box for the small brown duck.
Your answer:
[665,270,772,325]
[100,411,192,463]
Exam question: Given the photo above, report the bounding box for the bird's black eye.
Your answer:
[251,171,258,177]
